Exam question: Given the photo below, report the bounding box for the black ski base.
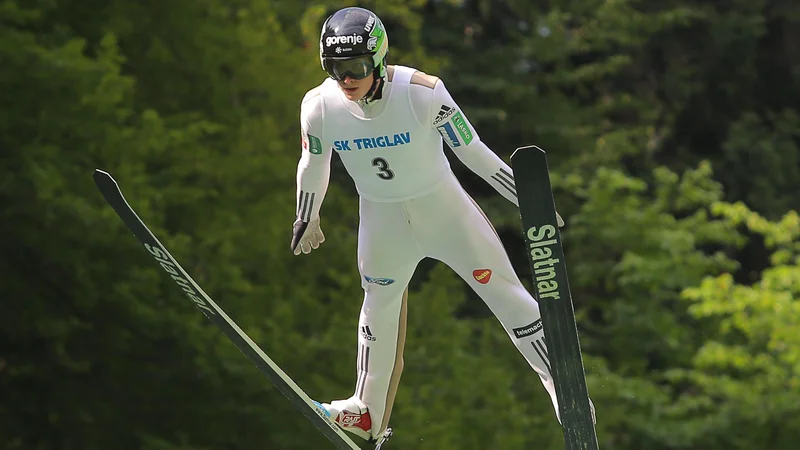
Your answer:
[511,146,599,450]
[92,169,368,450]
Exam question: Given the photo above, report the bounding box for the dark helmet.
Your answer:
[319,7,388,84]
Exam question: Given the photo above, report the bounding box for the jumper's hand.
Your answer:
[291,218,325,255]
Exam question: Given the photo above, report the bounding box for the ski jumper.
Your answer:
[296,65,558,436]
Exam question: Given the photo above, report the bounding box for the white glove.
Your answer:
[291,218,325,255]
[556,212,565,228]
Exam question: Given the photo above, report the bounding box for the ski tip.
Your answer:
[510,145,546,161]
[92,169,120,192]
[93,169,114,183]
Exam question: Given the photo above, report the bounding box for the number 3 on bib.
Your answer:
[372,157,395,180]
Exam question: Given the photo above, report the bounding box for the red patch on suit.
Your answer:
[473,269,492,284]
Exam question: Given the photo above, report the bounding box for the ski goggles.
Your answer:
[322,54,376,81]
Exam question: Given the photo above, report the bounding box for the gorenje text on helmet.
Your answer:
[326,34,364,47]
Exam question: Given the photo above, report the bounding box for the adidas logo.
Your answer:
[361,325,376,341]
[433,104,455,125]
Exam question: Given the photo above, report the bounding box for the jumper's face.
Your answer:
[337,73,374,101]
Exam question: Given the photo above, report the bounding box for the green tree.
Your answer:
[4,0,799,448]
[659,205,800,449]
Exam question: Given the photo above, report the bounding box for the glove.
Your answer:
[556,212,565,228]
[291,218,325,255]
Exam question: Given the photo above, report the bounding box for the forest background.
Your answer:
[3,0,799,449]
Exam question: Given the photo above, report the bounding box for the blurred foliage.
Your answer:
[1,0,798,449]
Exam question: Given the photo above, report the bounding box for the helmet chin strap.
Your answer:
[358,66,385,106]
